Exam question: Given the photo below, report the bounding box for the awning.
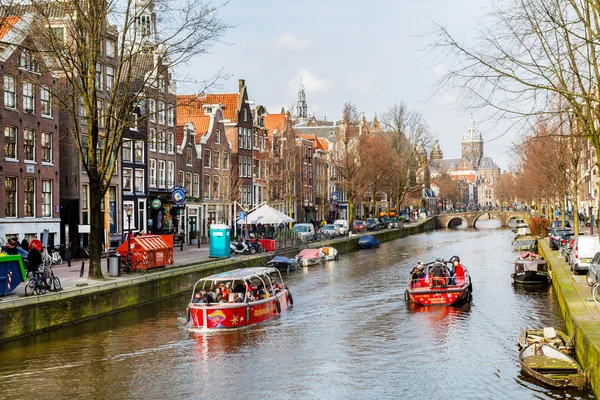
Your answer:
[237,204,295,225]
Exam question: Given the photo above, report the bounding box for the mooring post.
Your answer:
[80,262,85,278]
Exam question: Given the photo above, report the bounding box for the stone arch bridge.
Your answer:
[434,211,528,229]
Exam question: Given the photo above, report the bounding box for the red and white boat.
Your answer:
[187,267,293,329]
[405,257,473,306]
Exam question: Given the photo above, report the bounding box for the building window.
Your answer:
[185,172,192,194]
[135,169,144,192]
[243,108,248,122]
[158,101,165,125]
[134,141,144,162]
[178,170,184,187]
[215,129,221,144]
[149,128,156,152]
[123,168,132,191]
[41,132,52,162]
[97,99,105,128]
[24,178,35,217]
[193,173,200,197]
[204,149,211,168]
[105,39,115,58]
[106,66,115,90]
[186,148,192,165]
[41,87,52,117]
[167,161,174,187]
[42,180,52,217]
[158,131,165,153]
[4,75,15,108]
[5,177,16,217]
[213,150,220,169]
[80,99,87,124]
[203,174,210,199]
[122,139,132,162]
[167,105,174,126]
[81,184,88,223]
[23,129,35,161]
[149,159,156,187]
[95,62,103,90]
[129,112,137,131]
[19,50,39,72]
[23,82,34,112]
[212,176,220,199]
[223,152,230,170]
[158,75,165,91]
[167,132,175,154]
[158,160,165,188]
[149,99,156,123]
[4,126,16,159]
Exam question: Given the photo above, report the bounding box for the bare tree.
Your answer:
[433,0,600,228]
[381,103,432,211]
[0,0,229,278]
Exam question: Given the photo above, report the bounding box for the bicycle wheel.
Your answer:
[53,255,62,264]
[593,283,600,304]
[134,260,148,274]
[35,278,47,295]
[52,277,62,292]
[24,279,35,296]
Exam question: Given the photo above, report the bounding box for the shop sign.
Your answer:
[151,199,162,209]
[170,186,187,205]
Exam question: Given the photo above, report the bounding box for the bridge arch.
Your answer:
[447,217,467,229]
[473,212,502,227]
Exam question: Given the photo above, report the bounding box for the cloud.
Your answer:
[346,73,380,95]
[288,69,332,95]
[273,33,312,51]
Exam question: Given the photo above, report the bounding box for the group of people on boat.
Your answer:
[192,280,285,305]
[409,256,466,288]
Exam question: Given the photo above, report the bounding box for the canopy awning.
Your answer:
[237,204,295,225]
[198,267,280,282]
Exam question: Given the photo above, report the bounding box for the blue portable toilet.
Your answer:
[210,224,231,258]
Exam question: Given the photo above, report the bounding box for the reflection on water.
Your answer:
[0,227,594,399]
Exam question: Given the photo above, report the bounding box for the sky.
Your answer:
[175,0,514,170]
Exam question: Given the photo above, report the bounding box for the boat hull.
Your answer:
[188,290,291,329]
[518,328,573,355]
[519,343,586,389]
[512,271,550,285]
[407,286,471,306]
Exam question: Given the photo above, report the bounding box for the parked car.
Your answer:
[366,218,382,231]
[570,235,600,273]
[292,223,315,241]
[322,224,340,238]
[353,220,367,233]
[548,227,574,250]
[333,219,349,235]
[586,252,600,285]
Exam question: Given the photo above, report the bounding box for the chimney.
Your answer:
[238,79,245,92]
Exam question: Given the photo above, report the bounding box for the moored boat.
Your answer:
[319,246,338,261]
[512,235,537,252]
[512,252,549,285]
[518,327,573,355]
[405,256,472,306]
[358,235,380,249]
[267,255,301,271]
[519,342,586,389]
[296,248,323,267]
[187,267,292,329]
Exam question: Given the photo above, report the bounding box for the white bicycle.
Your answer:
[42,247,62,266]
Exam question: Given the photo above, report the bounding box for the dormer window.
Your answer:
[19,50,39,73]
[243,109,248,122]
[158,75,165,92]
[206,107,213,113]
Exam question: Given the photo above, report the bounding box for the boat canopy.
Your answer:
[198,267,280,282]
[515,259,548,272]
[268,256,297,265]
[298,249,321,258]
[518,252,542,260]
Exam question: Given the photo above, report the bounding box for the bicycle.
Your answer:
[119,254,148,275]
[25,265,62,295]
[592,282,600,306]
[41,247,53,267]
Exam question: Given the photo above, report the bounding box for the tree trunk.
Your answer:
[88,178,105,280]
[572,184,579,236]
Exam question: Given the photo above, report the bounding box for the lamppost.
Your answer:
[126,207,133,263]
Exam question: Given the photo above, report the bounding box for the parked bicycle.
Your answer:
[24,265,61,295]
[119,254,148,275]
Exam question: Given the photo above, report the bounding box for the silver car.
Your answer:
[586,252,600,285]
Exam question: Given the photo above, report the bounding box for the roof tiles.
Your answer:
[0,16,21,40]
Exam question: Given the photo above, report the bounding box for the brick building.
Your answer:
[0,15,61,244]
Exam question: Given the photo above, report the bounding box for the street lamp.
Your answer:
[126,207,133,264]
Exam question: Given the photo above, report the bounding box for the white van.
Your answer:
[333,220,349,235]
[570,236,600,273]
[292,223,315,241]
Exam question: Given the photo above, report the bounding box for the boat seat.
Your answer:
[544,327,557,339]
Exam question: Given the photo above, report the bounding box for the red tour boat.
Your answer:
[187,267,293,329]
[405,256,473,306]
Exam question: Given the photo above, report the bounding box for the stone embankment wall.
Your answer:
[0,218,436,343]
[538,239,600,396]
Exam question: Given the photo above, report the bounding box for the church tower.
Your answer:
[296,79,308,120]
[461,118,483,167]
[430,138,443,160]
[129,0,158,52]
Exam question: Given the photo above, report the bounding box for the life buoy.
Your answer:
[275,299,281,314]
[287,290,294,306]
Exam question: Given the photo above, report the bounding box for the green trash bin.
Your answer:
[209,224,231,258]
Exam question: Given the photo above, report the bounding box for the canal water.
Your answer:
[0,223,593,399]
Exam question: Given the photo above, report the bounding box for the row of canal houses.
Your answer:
[0,2,347,247]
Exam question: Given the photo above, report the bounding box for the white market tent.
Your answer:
[236,204,295,225]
